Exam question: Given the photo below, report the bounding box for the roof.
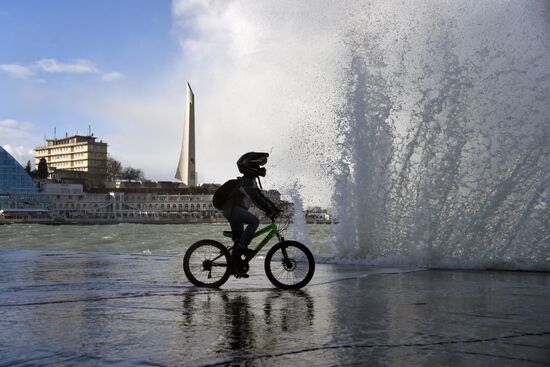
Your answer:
[45,134,97,142]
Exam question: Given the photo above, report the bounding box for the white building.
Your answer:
[35,134,108,188]
[42,183,223,223]
[35,135,107,175]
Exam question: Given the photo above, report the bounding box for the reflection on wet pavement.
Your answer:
[1,250,549,366]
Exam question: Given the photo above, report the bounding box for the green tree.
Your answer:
[37,158,48,179]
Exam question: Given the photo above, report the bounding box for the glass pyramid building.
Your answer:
[0,146,38,193]
[0,146,49,213]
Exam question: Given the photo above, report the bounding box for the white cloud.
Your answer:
[168,0,349,204]
[0,119,42,166]
[0,59,123,82]
[168,0,549,206]
[101,71,124,81]
[88,81,186,179]
[36,58,99,73]
[0,64,34,79]
[0,118,35,134]
[2,144,34,166]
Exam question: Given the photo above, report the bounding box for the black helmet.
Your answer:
[237,152,269,177]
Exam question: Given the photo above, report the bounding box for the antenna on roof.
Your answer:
[88,124,91,136]
[54,127,56,139]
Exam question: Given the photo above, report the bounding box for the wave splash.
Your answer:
[330,2,550,270]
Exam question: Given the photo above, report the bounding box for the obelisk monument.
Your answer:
[175,83,196,186]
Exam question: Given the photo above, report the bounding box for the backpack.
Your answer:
[212,178,241,210]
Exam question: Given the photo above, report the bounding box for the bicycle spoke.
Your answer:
[268,244,311,286]
[184,241,230,287]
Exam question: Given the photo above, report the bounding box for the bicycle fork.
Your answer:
[276,233,293,267]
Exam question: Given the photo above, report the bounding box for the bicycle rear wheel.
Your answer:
[183,240,231,288]
[264,241,315,289]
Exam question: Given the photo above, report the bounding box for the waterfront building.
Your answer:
[43,182,223,223]
[41,180,288,224]
[175,83,197,186]
[35,134,108,188]
[0,146,49,223]
[306,206,333,224]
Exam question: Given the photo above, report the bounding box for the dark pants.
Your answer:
[222,206,259,249]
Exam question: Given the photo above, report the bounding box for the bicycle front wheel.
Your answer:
[183,240,231,288]
[264,241,315,289]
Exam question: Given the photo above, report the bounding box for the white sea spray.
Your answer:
[328,1,550,270]
[287,182,312,249]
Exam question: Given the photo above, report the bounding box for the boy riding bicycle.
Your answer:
[184,152,315,288]
[216,152,280,273]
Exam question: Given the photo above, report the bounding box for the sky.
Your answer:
[0,0,178,165]
[2,1,549,208]
[0,0,349,206]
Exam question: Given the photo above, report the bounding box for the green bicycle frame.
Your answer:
[249,221,280,253]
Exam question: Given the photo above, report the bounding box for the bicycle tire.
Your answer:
[264,240,315,289]
[183,240,231,288]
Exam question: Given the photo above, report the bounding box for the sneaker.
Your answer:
[234,273,249,279]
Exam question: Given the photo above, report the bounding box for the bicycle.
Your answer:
[183,214,315,289]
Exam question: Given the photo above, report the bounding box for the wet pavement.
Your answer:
[1,250,549,366]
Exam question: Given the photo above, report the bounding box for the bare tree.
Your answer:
[106,156,145,182]
[120,167,144,182]
[106,157,123,181]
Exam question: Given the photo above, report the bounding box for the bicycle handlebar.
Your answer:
[269,208,283,221]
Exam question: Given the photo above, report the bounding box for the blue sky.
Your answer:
[0,0,180,148]
[0,0,176,72]
[0,0,343,205]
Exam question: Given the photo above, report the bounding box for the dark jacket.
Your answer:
[231,175,276,214]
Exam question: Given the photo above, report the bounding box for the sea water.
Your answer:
[0,223,333,257]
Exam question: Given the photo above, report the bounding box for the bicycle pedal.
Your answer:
[243,249,256,257]
[234,273,249,279]
[233,248,255,257]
